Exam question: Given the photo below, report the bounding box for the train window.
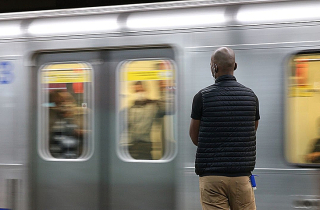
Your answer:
[118,59,177,162]
[38,62,93,160]
[286,53,320,165]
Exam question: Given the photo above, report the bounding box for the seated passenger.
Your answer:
[306,138,320,163]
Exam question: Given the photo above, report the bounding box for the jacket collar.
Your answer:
[215,75,236,83]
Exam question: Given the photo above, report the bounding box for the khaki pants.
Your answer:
[199,176,256,210]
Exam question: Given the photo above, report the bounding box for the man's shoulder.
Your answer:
[235,82,257,95]
[198,84,216,95]
[192,85,215,103]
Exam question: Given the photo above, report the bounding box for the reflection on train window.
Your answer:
[39,62,93,160]
[118,59,176,161]
[286,53,320,165]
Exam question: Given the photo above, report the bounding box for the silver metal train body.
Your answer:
[0,0,319,209]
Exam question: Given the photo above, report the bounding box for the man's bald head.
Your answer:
[211,47,237,77]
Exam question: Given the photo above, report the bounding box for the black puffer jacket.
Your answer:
[195,75,257,176]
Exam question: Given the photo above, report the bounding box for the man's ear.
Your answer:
[234,63,237,71]
[214,64,218,73]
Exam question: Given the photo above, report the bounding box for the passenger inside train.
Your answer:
[306,118,320,163]
[127,81,170,160]
[49,90,87,158]
[119,59,176,161]
[306,139,320,163]
[126,80,175,160]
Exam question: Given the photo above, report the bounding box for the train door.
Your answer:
[31,47,177,210]
[101,48,177,210]
[32,51,101,210]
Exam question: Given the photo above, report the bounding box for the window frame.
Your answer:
[116,58,178,163]
[285,50,320,168]
[37,61,95,162]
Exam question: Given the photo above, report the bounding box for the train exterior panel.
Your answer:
[0,0,319,209]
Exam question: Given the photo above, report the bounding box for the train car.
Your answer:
[0,0,320,209]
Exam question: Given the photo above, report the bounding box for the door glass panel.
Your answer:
[286,53,320,165]
[39,62,93,160]
[118,59,176,161]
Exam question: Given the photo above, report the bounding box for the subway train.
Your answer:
[1,0,320,209]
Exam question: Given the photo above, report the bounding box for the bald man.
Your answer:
[189,47,260,210]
